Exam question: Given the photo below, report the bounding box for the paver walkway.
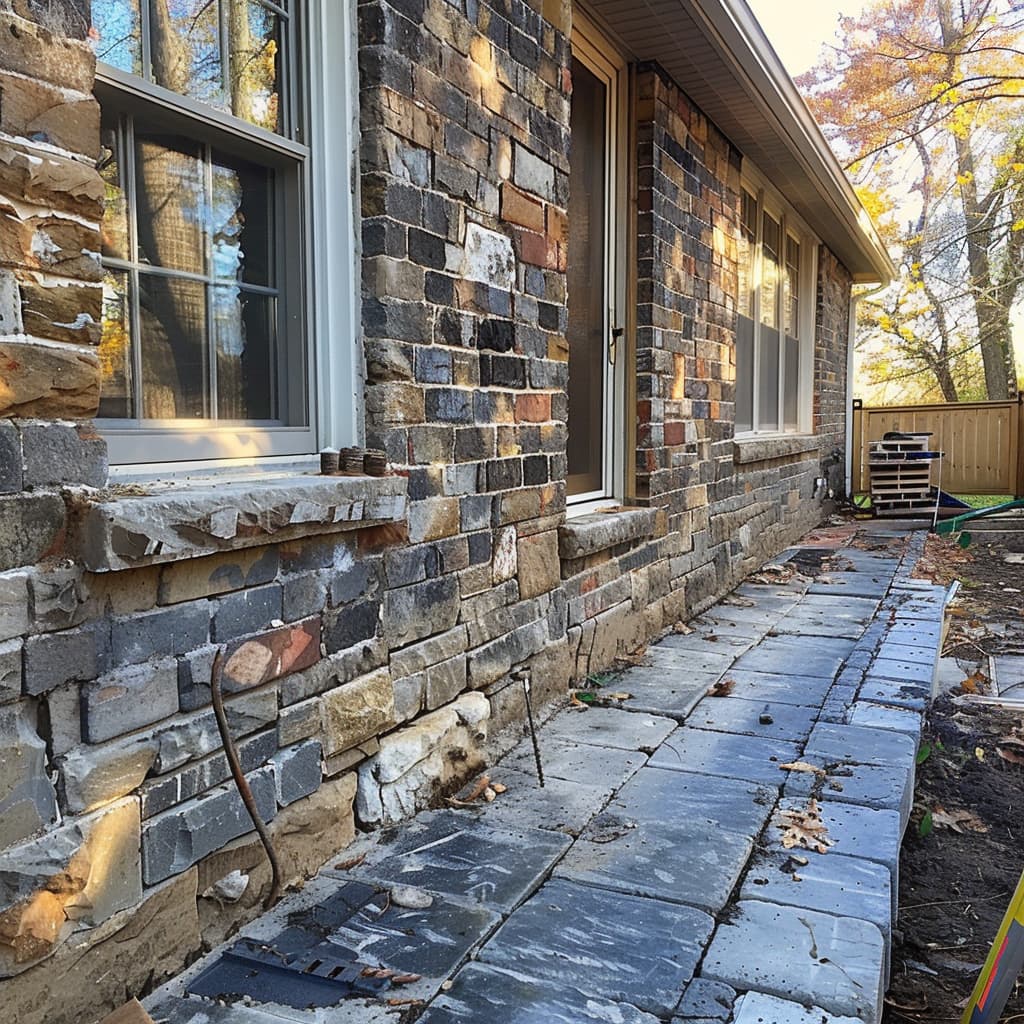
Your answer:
[147,525,947,1024]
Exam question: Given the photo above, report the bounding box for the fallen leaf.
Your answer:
[491,782,507,794]
[391,974,422,986]
[603,692,633,701]
[334,852,367,871]
[707,679,735,697]
[932,806,988,834]
[447,775,491,807]
[997,741,1024,766]
[778,799,833,854]
[483,787,496,802]
[780,761,826,776]
[673,621,694,635]
[975,746,986,761]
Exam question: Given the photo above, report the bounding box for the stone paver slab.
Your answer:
[804,722,916,769]
[501,734,647,787]
[609,766,776,838]
[540,706,676,752]
[883,622,943,648]
[418,962,661,1024]
[874,641,937,666]
[554,813,752,913]
[477,878,713,1018]
[808,575,890,599]
[731,636,853,680]
[730,991,867,1024]
[656,631,755,655]
[705,669,833,707]
[856,677,929,712]
[330,811,570,912]
[649,726,799,786]
[848,702,923,742]
[146,994,296,1024]
[701,900,884,1021]
[686,696,818,743]
[607,664,716,721]
[741,851,892,940]
[784,759,913,826]
[643,645,738,676]
[869,658,935,685]
[675,977,735,1019]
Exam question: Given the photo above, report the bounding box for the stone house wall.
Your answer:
[0,2,854,1021]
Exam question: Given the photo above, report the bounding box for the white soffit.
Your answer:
[585,0,895,283]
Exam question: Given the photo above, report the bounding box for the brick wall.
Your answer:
[0,4,858,1020]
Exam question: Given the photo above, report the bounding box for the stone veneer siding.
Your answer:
[0,3,856,1021]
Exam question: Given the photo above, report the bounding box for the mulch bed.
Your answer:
[884,533,1024,1022]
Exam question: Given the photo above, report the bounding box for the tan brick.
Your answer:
[500,183,545,232]
[516,530,560,599]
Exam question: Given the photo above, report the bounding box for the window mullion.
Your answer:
[125,115,144,425]
[204,143,218,421]
[778,213,787,432]
[751,189,764,434]
[140,0,153,83]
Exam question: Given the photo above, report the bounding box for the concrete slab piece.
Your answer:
[783,759,913,827]
[704,669,833,708]
[804,722,916,769]
[477,878,713,1018]
[731,636,853,680]
[731,991,868,1024]
[649,726,799,786]
[701,900,884,1021]
[466,767,613,837]
[554,813,753,913]
[607,664,717,721]
[741,851,892,941]
[609,767,776,839]
[769,799,901,875]
[540,706,676,753]
[501,734,648,787]
[686,696,818,744]
[848,702,923,742]
[418,962,662,1024]
[330,811,571,912]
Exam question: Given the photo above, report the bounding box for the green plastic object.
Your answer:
[935,498,1024,540]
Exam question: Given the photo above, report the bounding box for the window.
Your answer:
[735,178,817,435]
[91,1,314,464]
[566,18,626,503]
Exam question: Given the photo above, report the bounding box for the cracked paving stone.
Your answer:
[602,664,717,721]
[686,696,818,743]
[803,722,916,769]
[500,733,648,786]
[649,726,800,786]
[783,758,913,828]
[674,977,735,1020]
[730,990,868,1024]
[553,812,753,913]
[704,669,833,707]
[730,636,854,680]
[327,811,570,912]
[740,850,892,943]
[477,878,713,1018]
[607,766,776,838]
[417,962,661,1024]
[701,900,885,1021]
[538,706,676,753]
[655,630,755,655]
[642,645,738,676]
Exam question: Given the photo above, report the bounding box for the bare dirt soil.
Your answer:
[884,534,1024,1022]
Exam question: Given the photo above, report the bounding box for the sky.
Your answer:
[746,0,867,77]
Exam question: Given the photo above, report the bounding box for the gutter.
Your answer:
[845,282,889,497]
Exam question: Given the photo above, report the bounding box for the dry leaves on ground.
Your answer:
[749,563,801,585]
[778,799,834,854]
[931,806,989,834]
[447,774,507,807]
[780,761,827,776]
[707,679,735,698]
[997,729,1024,765]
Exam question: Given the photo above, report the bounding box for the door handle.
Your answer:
[609,326,624,365]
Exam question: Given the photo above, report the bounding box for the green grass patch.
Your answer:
[950,494,1013,509]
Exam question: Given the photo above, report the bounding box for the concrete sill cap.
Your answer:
[68,473,409,572]
[733,434,820,465]
[558,506,659,560]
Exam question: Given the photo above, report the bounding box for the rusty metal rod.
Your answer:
[210,649,282,909]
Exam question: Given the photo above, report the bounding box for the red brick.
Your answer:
[515,392,551,422]
[221,616,321,691]
[500,183,545,232]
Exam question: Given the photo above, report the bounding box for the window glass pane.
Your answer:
[761,213,780,329]
[211,155,272,285]
[135,133,207,274]
[98,271,134,418]
[737,189,757,320]
[99,125,131,261]
[91,0,143,74]
[138,273,208,418]
[758,325,780,431]
[786,235,800,337]
[784,335,799,431]
[150,0,227,110]
[228,2,283,132]
[735,314,754,433]
[566,57,607,496]
[214,287,276,420]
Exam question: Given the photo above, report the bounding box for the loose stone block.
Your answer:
[0,703,59,847]
[420,962,661,1024]
[702,901,884,1021]
[58,734,158,813]
[606,662,714,721]
[82,660,179,743]
[142,767,277,884]
[335,810,570,911]
[501,733,647,788]
[649,726,799,786]
[477,878,713,1017]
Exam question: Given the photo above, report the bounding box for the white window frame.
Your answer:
[566,13,628,511]
[95,0,360,473]
[736,163,819,438]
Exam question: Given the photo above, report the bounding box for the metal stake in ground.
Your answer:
[514,668,545,788]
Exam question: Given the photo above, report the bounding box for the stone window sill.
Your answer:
[558,506,659,560]
[733,434,820,465]
[70,472,409,572]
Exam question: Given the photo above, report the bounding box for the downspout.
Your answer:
[845,282,888,497]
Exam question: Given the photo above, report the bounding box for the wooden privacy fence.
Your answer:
[852,397,1024,497]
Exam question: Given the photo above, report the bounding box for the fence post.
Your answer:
[851,399,863,496]
[1016,394,1024,499]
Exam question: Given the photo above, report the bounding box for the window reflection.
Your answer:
[91,0,142,75]
[98,272,133,418]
